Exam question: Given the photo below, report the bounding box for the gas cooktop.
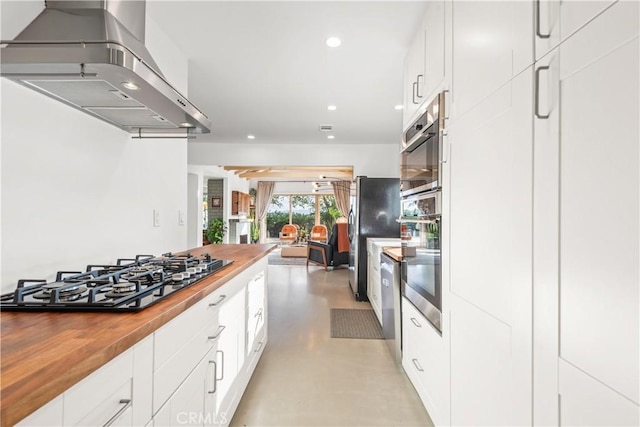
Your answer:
[0,253,232,312]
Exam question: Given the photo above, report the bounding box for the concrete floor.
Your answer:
[230,264,434,427]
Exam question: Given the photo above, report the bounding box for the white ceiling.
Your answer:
[147,1,428,145]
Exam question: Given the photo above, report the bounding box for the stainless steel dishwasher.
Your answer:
[380,252,402,362]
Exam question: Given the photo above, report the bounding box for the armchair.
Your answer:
[309,224,328,243]
[279,224,298,245]
[307,223,350,270]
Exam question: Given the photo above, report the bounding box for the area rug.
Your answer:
[268,252,307,266]
[330,308,384,339]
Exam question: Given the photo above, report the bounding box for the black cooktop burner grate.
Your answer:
[0,253,232,312]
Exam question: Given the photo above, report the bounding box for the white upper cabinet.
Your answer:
[403,19,426,127]
[422,0,446,105]
[451,0,533,121]
[403,0,447,129]
[535,0,617,60]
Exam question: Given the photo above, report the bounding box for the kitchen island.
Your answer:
[0,243,276,427]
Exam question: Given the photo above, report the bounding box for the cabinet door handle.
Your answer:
[209,294,227,307]
[255,341,264,353]
[208,361,217,394]
[216,349,225,381]
[442,89,450,120]
[208,325,226,340]
[103,399,132,427]
[416,74,424,99]
[412,358,425,372]
[412,81,419,105]
[535,0,551,39]
[410,317,422,328]
[535,66,551,119]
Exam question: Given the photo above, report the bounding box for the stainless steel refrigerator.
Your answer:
[348,177,400,301]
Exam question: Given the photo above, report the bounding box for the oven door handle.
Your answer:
[439,129,448,164]
[400,261,408,286]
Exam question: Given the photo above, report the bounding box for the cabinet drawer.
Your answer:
[154,346,216,427]
[64,349,134,426]
[155,289,223,369]
[16,395,63,426]
[246,272,265,320]
[246,272,266,356]
[402,300,431,402]
[154,319,221,414]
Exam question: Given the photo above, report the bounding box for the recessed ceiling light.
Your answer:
[179,122,194,128]
[325,37,341,48]
[247,135,255,140]
[121,81,139,90]
[327,135,335,140]
[394,105,404,110]
[327,105,337,111]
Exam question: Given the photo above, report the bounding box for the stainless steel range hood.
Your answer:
[1,0,211,135]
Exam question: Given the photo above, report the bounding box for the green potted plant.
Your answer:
[206,218,227,244]
[250,220,260,243]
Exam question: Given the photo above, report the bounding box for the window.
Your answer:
[266,194,341,240]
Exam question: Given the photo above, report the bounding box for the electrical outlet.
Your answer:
[153,209,160,227]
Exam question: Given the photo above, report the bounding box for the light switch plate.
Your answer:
[178,210,185,226]
[153,209,160,227]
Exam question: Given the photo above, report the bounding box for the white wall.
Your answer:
[0,2,190,294]
[188,142,400,179]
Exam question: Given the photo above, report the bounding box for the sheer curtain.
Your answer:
[331,181,351,219]
[256,181,275,243]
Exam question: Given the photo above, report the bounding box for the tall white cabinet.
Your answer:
[402,0,639,426]
[448,68,534,426]
[533,1,639,425]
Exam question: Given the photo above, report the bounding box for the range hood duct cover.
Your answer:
[1,0,211,135]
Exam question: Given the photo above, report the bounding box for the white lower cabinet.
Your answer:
[153,347,216,427]
[366,243,382,323]
[366,238,400,325]
[18,335,154,427]
[153,258,268,427]
[246,272,266,358]
[213,288,245,423]
[401,297,450,426]
[16,395,63,426]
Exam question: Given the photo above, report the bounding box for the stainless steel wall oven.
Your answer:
[400,190,442,333]
[399,92,446,333]
[400,92,445,197]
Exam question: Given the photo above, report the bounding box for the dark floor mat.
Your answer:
[330,308,384,339]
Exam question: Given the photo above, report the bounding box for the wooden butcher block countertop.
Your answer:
[382,247,403,262]
[0,244,276,427]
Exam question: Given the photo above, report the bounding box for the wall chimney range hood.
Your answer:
[1,0,211,135]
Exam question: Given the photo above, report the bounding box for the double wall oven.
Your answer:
[400,92,445,333]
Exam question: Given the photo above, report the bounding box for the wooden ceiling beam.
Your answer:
[222,165,353,180]
[237,170,352,179]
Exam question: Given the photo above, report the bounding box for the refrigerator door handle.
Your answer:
[348,208,354,241]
